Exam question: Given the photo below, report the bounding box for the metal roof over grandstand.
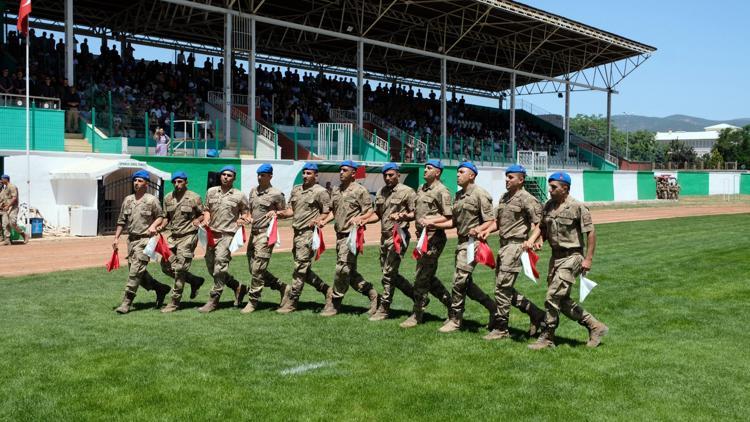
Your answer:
[28,0,655,96]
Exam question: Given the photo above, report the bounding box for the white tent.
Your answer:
[49,157,169,181]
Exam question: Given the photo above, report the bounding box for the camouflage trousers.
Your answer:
[246,230,285,302]
[544,252,593,331]
[1,208,22,239]
[412,230,451,313]
[493,242,543,329]
[124,236,161,296]
[332,233,375,299]
[289,228,329,302]
[159,232,200,301]
[205,234,242,298]
[379,232,415,306]
[449,238,494,318]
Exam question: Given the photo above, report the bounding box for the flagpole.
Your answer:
[25,30,30,228]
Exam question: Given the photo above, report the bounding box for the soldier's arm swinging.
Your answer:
[582,229,596,272]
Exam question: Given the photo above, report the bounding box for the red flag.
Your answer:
[205,226,217,248]
[354,166,366,179]
[475,241,496,269]
[392,225,402,254]
[17,0,31,36]
[356,225,365,254]
[267,216,278,246]
[105,249,120,272]
[527,249,540,279]
[155,234,173,260]
[315,227,326,260]
[412,228,429,260]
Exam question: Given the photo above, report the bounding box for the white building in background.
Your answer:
[656,123,739,156]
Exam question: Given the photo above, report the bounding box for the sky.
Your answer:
[27,0,749,121]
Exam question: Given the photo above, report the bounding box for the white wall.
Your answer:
[709,172,741,195]
[613,172,639,202]
[240,160,306,198]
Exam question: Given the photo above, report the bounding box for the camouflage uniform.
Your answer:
[445,184,496,328]
[116,193,170,306]
[372,182,417,317]
[203,186,249,303]
[535,195,607,347]
[491,189,545,336]
[0,182,23,242]
[245,185,288,308]
[285,183,331,306]
[326,181,378,313]
[404,180,453,320]
[159,190,204,306]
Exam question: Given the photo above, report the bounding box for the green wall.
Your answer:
[677,172,709,196]
[583,170,614,201]
[135,155,241,198]
[0,106,64,151]
[740,174,750,195]
[637,171,657,200]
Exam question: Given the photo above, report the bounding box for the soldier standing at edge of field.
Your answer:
[156,171,205,313]
[527,171,609,350]
[319,160,379,317]
[240,163,291,314]
[399,159,453,329]
[197,165,250,313]
[477,164,546,340]
[429,161,497,334]
[112,170,171,314]
[0,174,29,245]
[363,162,418,321]
[275,162,332,314]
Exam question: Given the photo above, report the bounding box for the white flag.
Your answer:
[143,236,159,261]
[228,227,246,253]
[347,226,358,255]
[520,251,538,284]
[197,226,208,249]
[396,225,408,249]
[311,226,321,251]
[266,215,280,247]
[415,228,427,251]
[580,273,598,302]
[466,236,475,265]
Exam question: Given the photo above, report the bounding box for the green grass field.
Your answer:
[2,214,749,420]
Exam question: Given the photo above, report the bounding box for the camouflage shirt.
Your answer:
[0,183,18,209]
[205,186,249,235]
[452,183,493,237]
[289,184,330,230]
[117,193,162,236]
[541,195,594,250]
[331,181,372,234]
[414,179,452,233]
[162,190,203,236]
[375,183,416,234]
[248,185,286,231]
[494,189,541,240]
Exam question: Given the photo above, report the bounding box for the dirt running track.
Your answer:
[1,203,748,277]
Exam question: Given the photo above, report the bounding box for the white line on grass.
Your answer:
[280,361,333,376]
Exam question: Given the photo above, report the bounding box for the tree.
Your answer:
[664,140,696,164]
[627,130,658,162]
[714,126,750,168]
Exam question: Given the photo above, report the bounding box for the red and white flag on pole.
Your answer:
[229,226,247,253]
[392,224,408,254]
[17,0,31,36]
[105,249,120,272]
[475,241,496,269]
[311,226,326,260]
[412,228,429,259]
[266,215,280,247]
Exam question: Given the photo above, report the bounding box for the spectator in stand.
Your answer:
[0,69,13,94]
[64,85,81,132]
[154,127,170,156]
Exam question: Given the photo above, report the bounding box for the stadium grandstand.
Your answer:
[1,0,679,235]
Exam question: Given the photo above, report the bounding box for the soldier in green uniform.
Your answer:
[319,160,379,317]
[241,163,291,314]
[478,164,545,340]
[400,159,453,328]
[112,170,171,314]
[157,171,205,313]
[197,165,250,313]
[0,174,28,245]
[431,161,497,333]
[275,162,332,314]
[528,172,609,349]
[364,162,418,321]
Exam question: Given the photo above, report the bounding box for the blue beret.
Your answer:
[206,149,219,158]
[219,165,236,175]
[132,170,150,181]
[340,160,359,170]
[302,162,319,172]
[256,163,273,174]
[1,174,9,180]
[381,162,399,173]
[505,164,526,175]
[548,172,572,185]
[171,171,188,182]
[425,159,443,170]
[458,161,478,175]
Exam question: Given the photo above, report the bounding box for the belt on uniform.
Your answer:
[171,230,197,238]
[128,233,150,240]
[293,227,313,234]
[552,247,582,258]
[336,232,349,239]
[251,228,267,235]
[457,235,470,243]
[500,238,525,246]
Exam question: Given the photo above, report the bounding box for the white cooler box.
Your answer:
[70,207,98,236]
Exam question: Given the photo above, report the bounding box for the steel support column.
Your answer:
[606,89,612,157]
[65,0,74,83]
[509,73,516,160]
[440,57,447,158]
[249,17,256,143]
[564,80,570,164]
[224,13,232,145]
[357,39,363,132]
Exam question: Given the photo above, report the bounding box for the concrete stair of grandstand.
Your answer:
[64,133,92,153]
